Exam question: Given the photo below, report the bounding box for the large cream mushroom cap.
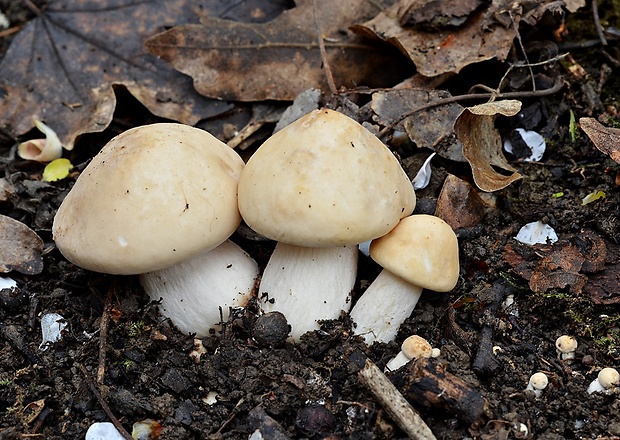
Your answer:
[238,109,415,247]
[53,123,244,275]
[370,214,459,292]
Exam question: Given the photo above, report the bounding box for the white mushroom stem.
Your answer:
[259,243,358,341]
[350,269,423,345]
[140,240,259,337]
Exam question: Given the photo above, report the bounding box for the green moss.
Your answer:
[127,320,146,337]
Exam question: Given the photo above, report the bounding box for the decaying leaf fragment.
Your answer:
[370,88,465,162]
[397,0,486,28]
[454,100,523,192]
[351,0,519,77]
[579,117,620,164]
[503,230,616,302]
[0,215,44,275]
[146,0,406,101]
[435,174,490,230]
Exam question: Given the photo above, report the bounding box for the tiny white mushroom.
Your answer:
[385,335,432,372]
[587,368,620,394]
[525,372,549,397]
[85,422,124,440]
[555,335,578,360]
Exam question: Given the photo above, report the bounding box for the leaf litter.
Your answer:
[146,0,409,101]
[1,0,620,438]
[0,0,290,148]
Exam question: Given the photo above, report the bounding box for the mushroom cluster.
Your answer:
[238,109,416,341]
[52,110,459,343]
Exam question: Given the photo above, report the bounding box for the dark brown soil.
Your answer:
[1,1,619,439]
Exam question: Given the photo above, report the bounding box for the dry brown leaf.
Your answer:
[435,174,490,229]
[0,1,288,148]
[0,215,44,275]
[454,100,522,192]
[145,0,405,101]
[503,231,617,302]
[350,0,519,77]
[579,117,620,164]
[585,248,620,305]
[397,0,486,28]
[370,88,465,162]
[564,0,586,13]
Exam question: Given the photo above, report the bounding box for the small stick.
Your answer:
[377,76,565,139]
[351,352,437,440]
[592,0,608,46]
[79,364,132,440]
[97,282,115,385]
[313,0,337,94]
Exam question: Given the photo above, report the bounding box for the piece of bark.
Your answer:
[348,350,437,440]
[389,357,487,425]
[472,279,513,377]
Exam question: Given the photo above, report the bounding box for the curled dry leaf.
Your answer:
[579,117,620,164]
[454,100,523,192]
[146,0,406,101]
[0,214,44,275]
[351,0,519,77]
[17,119,63,162]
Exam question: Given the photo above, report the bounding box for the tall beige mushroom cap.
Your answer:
[351,214,459,344]
[53,123,244,275]
[238,108,415,247]
[370,214,460,292]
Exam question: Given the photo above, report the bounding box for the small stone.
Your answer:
[295,405,337,435]
[253,312,290,347]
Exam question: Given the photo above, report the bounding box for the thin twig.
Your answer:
[313,0,337,94]
[377,76,565,140]
[356,356,437,440]
[509,12,535,91]
[97,282,115,385]
[592,0,608,46]
[0,26,21,39]
[79,364,132,440]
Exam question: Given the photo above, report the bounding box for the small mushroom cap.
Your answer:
[401,335,432,359]
[53,123,244,275]
[238,109,415,247]
[528,372,549,390]
[555,335,578,353]
[598,368,620,389]
[369,214,459,292]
